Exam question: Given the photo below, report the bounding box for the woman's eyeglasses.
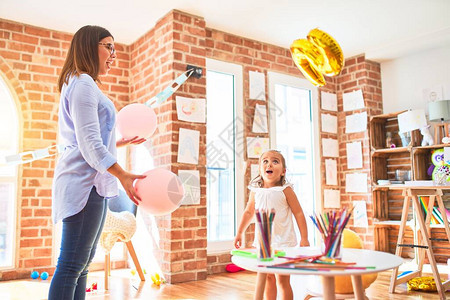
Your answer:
[98,43,116,55]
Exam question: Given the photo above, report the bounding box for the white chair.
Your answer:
[102,190,145,290]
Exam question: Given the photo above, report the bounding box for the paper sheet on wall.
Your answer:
[178,170,201,205]
[322,138,339,157]
[247,137,269,158]
[346,141,363,169]
[345,111,367,133]
[445,147,450,164]
[251,164,259,180]
[249,71,266,100]
[325,159,338,185]
[353,200,369,228]
[343,89,365,111]
[252,104,268,133]
[176,96,206,123]
[321,91,337,111]
[177,128,200,164]
[423,85,443,102]
[324,189,340,208]
[345,173,367,193]
[321,113,337,134]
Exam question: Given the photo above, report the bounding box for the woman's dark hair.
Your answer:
[249,150,287,187]
[58,25,113,92]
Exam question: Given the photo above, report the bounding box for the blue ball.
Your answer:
[40,272,49,280]
[31,271,39,279]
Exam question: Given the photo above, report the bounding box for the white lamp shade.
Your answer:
[398,109,427,133]
[428,100,450,122]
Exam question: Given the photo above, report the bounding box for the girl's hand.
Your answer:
[299,239,310,247]
[116,136,146,148]
[233,235,243,249]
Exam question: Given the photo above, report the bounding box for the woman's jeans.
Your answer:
[48,186,107,300]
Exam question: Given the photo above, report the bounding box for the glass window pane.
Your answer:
[0,77,18,269]
[0,183,15,267]
[206,70,236,242]
[274,84,316,242]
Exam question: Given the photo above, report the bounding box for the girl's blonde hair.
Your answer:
[249,150,287,187]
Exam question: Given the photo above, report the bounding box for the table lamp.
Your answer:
[397,109,427,146]
[428,100,450,144]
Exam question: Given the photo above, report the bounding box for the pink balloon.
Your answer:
[116,103,157,140]
[135,168,185,216]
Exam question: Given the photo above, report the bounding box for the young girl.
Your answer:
[234,150,310,300]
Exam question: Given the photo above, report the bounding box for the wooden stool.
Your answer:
[389,187,450,300]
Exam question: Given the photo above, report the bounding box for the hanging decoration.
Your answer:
[1,69,196,167]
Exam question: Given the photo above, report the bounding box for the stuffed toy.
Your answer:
[420,125,434,146]
[428,149,450,183]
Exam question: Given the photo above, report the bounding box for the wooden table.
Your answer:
[388,185,450,300]
[232,247,403,300]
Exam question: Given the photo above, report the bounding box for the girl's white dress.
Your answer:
[250,183,297,248]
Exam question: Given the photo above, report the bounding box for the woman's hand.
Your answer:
[117,171,146,205]
[116,136,146,148]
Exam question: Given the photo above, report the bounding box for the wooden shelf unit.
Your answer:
[369,112,450,265]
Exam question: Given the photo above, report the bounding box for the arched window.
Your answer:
[0,76,19,268]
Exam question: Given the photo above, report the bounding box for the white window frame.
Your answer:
[206,58,244,253]
[267,71,322,225]
[0,75,19,270]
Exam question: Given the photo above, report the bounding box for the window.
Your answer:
[206,59,244,252]
[0,76,19,268]
[268,72,321,246]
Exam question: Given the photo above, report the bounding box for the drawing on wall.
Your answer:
[345,173,368,193]
[178,170,201,205]
[343,89,365,111]
[353,200,369,228]
[324,189,340,208]
[247,137,269,159]
[345,111,367,133]
[176,96,206,123]
[423,85,443,102]
[321,138,339,157]
[249,71,266,100]
[321,113,337,134]
[321,91,337,112]
[252,104,268,133]
[325,159,338,185]
[346,141,363,169]
[177,128,200,164]
[251,164,259,180]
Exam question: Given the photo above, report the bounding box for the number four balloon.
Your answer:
[290,28,344,87]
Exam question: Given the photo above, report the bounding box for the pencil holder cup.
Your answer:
[321,231,343,260]
[311,208,352,261]
[255,209,275,261]
[256,228,274,261]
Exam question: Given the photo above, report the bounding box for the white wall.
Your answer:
[381,44,450,115]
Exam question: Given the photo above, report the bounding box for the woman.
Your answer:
[49,25,145,299]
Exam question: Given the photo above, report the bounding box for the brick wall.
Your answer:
[128,10,208,283]
[0,12,382,282]
[334,55,383,247]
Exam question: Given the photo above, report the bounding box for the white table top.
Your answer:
[232,247,404,277]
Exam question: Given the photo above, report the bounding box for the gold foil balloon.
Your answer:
[290,28,344,87]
